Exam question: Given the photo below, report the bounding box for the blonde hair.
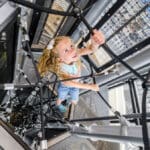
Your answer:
[37,36,71,78]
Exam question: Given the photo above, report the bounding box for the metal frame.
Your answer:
[2,1,150,149]
[68,0,150,150]
[25,41,46,141]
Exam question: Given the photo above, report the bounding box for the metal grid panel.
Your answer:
[101,0,150,55]
[101,0,147,39]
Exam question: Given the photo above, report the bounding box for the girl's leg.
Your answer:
[69,87,79,106]
[71,100,78,105]
[57,83,69,112]
[56,99,63,105]
[56,99,67,112]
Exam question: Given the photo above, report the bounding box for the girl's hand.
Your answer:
[90,84,100,91]
[91,29,105,49]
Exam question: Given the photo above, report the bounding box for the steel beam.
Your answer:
[70,112,150,122]
[71,125,150,146]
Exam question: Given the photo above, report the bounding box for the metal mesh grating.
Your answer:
[101,0,150,55]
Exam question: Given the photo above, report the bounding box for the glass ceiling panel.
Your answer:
[106,8,150,55]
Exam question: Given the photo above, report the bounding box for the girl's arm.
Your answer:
[78,29,105,56]
[62,80,99,91]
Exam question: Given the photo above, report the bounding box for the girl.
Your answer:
[37,29,105,112]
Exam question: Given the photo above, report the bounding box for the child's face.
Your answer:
[55,37,79,64]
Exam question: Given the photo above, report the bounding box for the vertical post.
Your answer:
[131,79,141,125]
[128,80,139,125]
[142,70,150,150]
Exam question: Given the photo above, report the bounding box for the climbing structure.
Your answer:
[0,0,150,150]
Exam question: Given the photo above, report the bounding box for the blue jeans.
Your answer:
[58,83,79,103]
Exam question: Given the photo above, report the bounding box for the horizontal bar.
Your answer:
[70,113,150,122]
[72,132,148,146]
[0,83,37,90]
[71,125,150,146]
